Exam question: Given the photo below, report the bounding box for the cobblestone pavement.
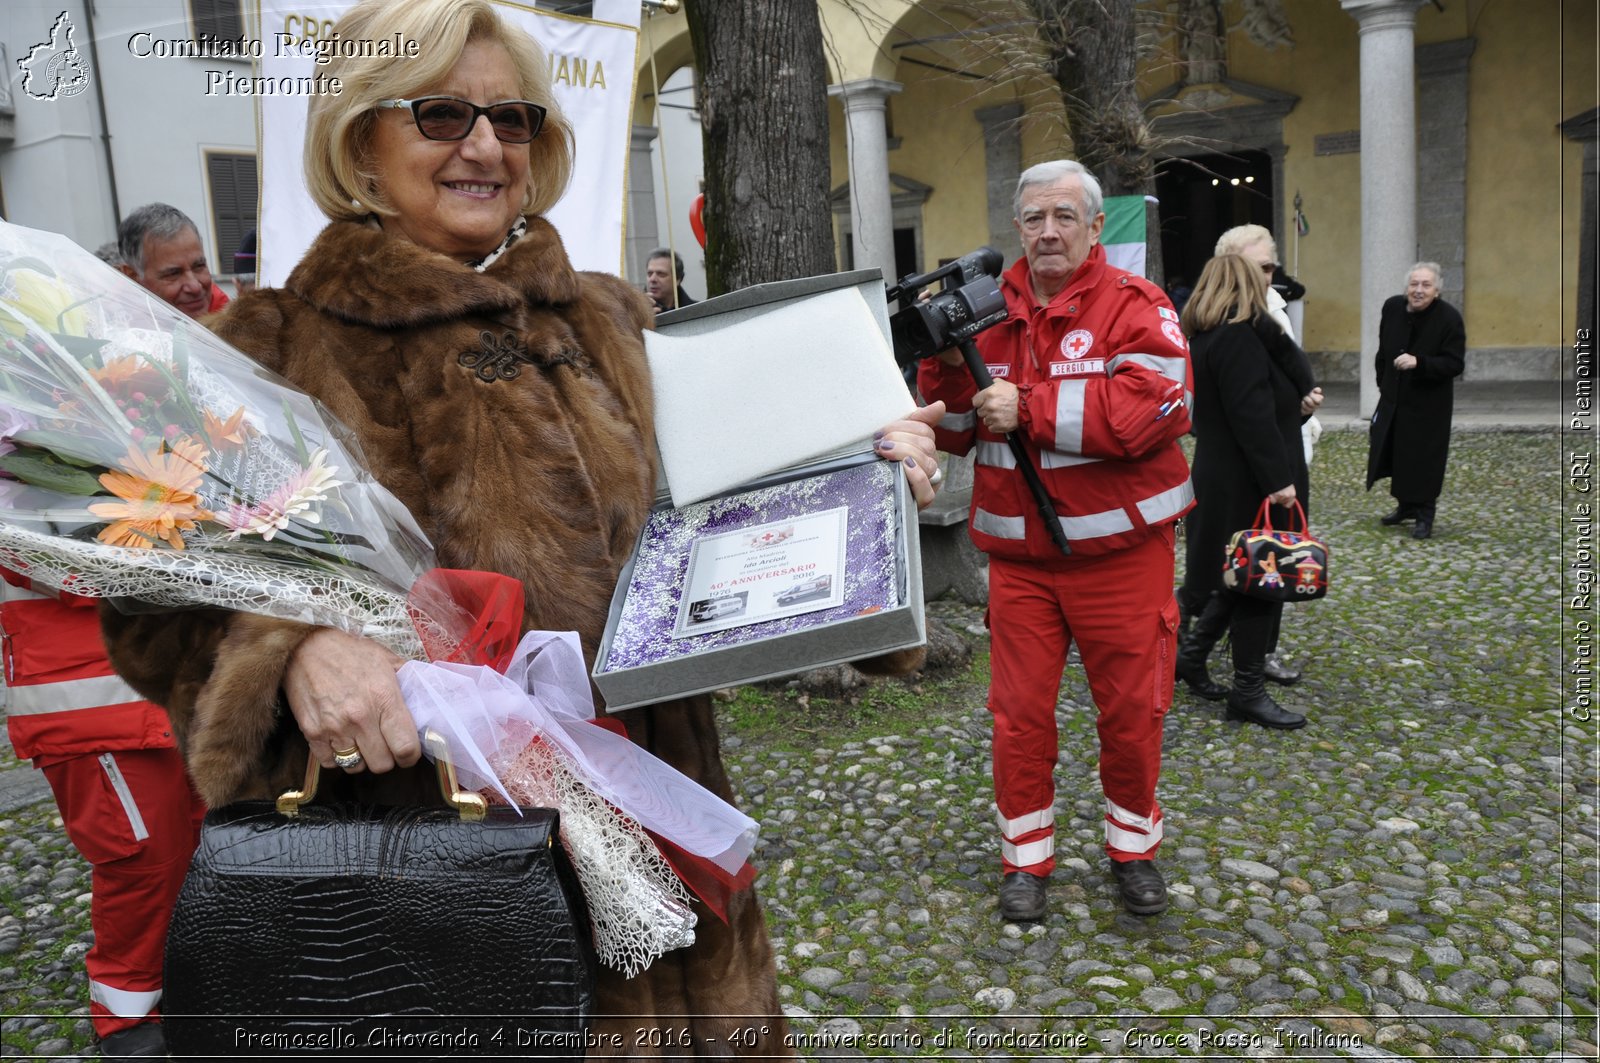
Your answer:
[1,430,1594,1060]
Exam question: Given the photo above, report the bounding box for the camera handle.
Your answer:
[956,339,1072,556]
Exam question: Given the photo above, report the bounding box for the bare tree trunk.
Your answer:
[1025,0,1153,198]
[683,0,836,295]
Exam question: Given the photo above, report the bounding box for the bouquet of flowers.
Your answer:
[0,219,755,977]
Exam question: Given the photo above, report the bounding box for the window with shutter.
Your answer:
[206,153,258,276]
[190,0,245,49]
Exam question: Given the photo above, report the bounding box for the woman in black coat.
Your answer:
[1175,254,1314,730]
[1365,262,1465,539]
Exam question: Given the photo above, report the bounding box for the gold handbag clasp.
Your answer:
[277,729,488,822]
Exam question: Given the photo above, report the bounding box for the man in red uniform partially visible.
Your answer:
[918,160,1193,920]
[115,203,228,321]
[1,570,205,1059]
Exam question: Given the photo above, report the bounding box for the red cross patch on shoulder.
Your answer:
[1160,320,1188,351]
[1060,329,1094,358]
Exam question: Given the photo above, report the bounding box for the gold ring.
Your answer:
[332,745,363,770]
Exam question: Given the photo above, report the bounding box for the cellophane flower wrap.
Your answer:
[0,220,756,976]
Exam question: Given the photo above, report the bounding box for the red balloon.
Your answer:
[689,194,707,249]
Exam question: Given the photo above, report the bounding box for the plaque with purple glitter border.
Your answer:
[599,460,904,674]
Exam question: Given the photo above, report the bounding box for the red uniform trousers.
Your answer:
[37,748,205,1038]
[986,527,1178,875]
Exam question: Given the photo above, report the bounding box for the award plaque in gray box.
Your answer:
[591,270,926,710]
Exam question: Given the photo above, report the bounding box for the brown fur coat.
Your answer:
[99,219,792,1057]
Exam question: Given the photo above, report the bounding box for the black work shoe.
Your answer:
[1380,506,1415,525]
[1412,519,1433,540]
[1263,654,1301,686]
[999,871,1048,921]
[100,1023,168,1060]
[1226,690,1308,730]
[1110,859,1169,916]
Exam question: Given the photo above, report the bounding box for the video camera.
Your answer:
[885,247,1007,366]
[885,246,1072,557]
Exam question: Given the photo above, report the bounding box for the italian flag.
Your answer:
[1101,194,1154,278]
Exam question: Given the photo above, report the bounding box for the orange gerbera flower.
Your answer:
[90,355,165,397]
[88,437,213,550]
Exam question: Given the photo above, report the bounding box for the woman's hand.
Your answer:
[875,401,946,510]
[1300,386,1325,416]
[1268,484,1298,507]
[1393,352,1418,371]
[283,627,417,774]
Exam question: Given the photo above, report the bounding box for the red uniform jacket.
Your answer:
[919,244,1195,563]
[1,570,176,761]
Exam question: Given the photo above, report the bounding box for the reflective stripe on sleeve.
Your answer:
[996,805,1056,838]
[1108,352,1188,388]
[89,981,162,1019]
[6,674,143,715]
[1053,379,1087,453]
[1002,836,1054,868]
[99,753,149,842]
[977,441,1100,471]
[1136,479,1195,525]
[1041,450,1102,469]
[939,410,977,432]
[975,441,1015,469]
[0,582,49,604]
[1058,507,1134,540]
[973,507,1026,540]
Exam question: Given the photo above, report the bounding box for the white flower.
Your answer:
[221,449,343,541]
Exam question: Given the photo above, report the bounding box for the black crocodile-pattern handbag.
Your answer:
[163,737,595,1059]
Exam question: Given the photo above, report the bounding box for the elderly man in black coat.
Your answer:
[1365,262,1466,539]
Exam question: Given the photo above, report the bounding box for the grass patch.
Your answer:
[717,649,991,751]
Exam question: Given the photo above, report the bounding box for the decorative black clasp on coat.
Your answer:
[459,330,536,382]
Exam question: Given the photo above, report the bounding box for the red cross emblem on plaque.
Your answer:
[1061,329,1094,358]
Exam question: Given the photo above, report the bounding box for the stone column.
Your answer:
[1416,38,1476,314]
[974,102,1024,266]
[1341,0,1427,417]
[827,78,902,286]
[626,125,660,284]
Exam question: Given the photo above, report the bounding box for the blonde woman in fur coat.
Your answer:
[99,0,941,1055]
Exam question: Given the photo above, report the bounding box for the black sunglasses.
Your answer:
[376,95,546,144]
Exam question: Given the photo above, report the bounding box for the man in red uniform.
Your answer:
[919,159,1193,920]
[1,571,206,1059]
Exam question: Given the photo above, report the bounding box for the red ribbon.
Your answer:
[407,568,751,923]
[407,568,525,671]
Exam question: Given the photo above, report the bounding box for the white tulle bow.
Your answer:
[396,630,758,875]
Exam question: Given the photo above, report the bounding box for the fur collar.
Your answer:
[284,215,584,328]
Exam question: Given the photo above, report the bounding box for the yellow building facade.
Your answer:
[633,1,1595,381]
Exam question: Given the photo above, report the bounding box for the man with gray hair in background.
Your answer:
[919,159,1194,920]
[116,203,227,319]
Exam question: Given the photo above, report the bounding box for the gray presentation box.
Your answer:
[591,270,927,711]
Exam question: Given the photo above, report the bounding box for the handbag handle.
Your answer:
[276,729,488,822]
[1253,497,1311,535]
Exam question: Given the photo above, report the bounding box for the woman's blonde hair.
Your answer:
[1181,253,1268,335]
[303,0,574,222]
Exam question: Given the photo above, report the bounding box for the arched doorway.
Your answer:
[1155,149,1275,290]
